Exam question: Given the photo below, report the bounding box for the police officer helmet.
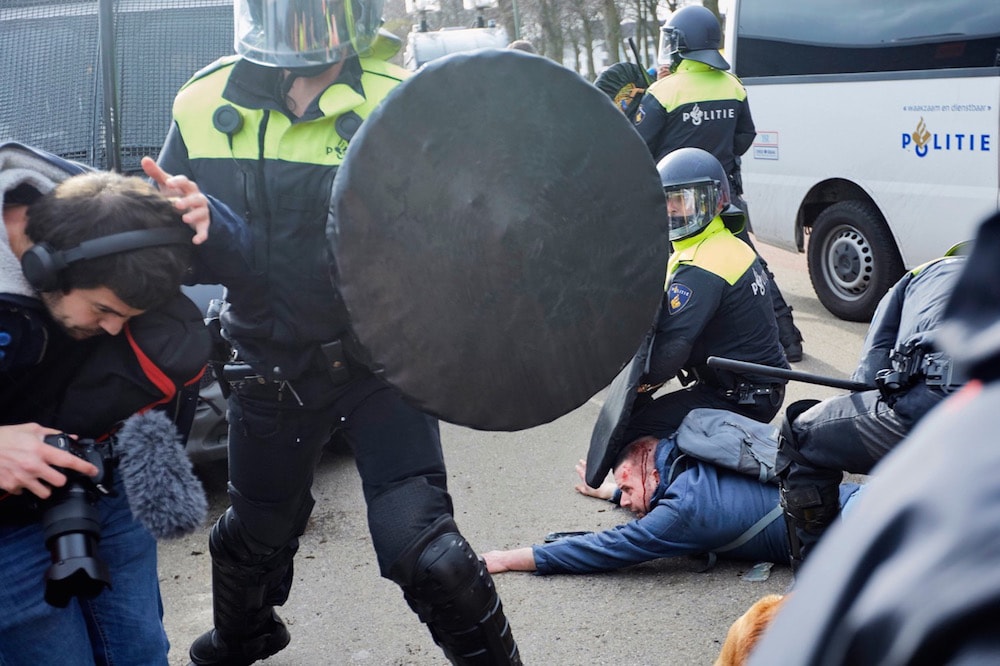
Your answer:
[658,5,730,71]
[657,147,730,241]
[234,0,385,69]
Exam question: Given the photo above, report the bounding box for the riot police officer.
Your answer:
[619,147,789,445]
[154,0,520,663]
[634,5,805,362]
[776,250,966,570]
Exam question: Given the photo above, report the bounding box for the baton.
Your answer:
[628,38,653,85]
[706,356,874,392]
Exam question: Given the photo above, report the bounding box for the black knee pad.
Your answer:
[388,515,520,665]
[367,476,453,575]
[226,484,315,551]
[388,515,481,605]
[210,507,281,564]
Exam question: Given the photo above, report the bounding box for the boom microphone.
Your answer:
[115,410,208,539]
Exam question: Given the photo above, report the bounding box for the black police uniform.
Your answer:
[160,54,519,664]
[634,58,804,359]
[622,216,788,444]
[777,255,966,566]
[749,212,1000,665]
[634,59,755,180]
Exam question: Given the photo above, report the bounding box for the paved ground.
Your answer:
[158,243,871,665]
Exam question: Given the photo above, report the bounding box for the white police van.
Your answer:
[725,0,1000,321]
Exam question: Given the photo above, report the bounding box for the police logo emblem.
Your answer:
[667,283,692,314]
[634,106,645,124]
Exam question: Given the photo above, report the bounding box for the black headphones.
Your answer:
[21,227,193,292]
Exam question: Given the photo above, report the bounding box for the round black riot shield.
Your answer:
[329,49,668,430]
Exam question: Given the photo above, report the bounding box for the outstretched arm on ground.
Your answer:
[481,548,536,574]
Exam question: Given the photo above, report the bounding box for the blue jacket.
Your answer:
[533,438,861,575]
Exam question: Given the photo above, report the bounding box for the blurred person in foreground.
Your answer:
[748,210,1000,665]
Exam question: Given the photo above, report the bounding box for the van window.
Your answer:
[735,0,1000,77]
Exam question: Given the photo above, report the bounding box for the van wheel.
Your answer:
[807,201,903,322]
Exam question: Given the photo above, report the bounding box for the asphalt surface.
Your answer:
[158,243,871,665]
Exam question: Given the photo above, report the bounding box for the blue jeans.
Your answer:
[0,475,169,665]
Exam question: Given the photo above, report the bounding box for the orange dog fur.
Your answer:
[714,594,787,666]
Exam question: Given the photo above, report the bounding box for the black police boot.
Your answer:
[779,484,840,572]
[777,314,804,362]
[189,609,290,666]
[189,515,297,666]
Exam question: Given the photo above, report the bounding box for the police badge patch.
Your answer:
[634,106,645,124]
[668,283,692,314]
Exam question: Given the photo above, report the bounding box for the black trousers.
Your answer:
[225,370,449,579]
[780,385,944,556]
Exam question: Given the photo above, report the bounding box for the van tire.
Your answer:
[807,201,904,322]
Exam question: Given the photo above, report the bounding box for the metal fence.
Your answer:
[0,0,233,174]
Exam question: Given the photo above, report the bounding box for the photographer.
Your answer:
[0,142,233,664]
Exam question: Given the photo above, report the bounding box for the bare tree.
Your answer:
[566,0,607,78]
[602,0,622,64]
[537,0,565,64]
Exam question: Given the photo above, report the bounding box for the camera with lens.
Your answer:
[39,433,116,608]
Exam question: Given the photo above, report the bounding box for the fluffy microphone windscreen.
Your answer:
[116,410,208,539]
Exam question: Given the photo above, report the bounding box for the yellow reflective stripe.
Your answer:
[173,58,407,165]
[173,65,240,159]
[179,55,241,93]
[647,68,747,112]
[261,113,348,164]
[668,230,756,286]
